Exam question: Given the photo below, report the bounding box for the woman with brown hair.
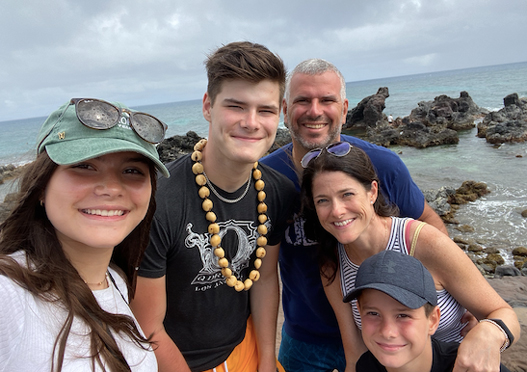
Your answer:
[300,142,520,371]
[0,98,169,371]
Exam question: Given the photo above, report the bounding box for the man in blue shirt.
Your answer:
[260,58,448,372]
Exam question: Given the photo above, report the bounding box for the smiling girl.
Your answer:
[0,98,169,372]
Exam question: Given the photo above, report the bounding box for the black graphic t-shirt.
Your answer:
[139,154,295,371]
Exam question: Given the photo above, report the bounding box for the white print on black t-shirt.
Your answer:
[285,213,318,247]
[185,219,269,292]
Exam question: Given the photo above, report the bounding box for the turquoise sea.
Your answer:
[1,62,526,258]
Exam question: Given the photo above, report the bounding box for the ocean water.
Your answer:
[1,62,526,257]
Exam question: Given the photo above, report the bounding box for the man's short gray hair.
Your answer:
[285,58,347,103]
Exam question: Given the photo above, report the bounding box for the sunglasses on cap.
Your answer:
[300,141,352,168]
[70,98,167,144]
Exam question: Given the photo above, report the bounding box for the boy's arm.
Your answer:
[321,269,367,372]
[250,243,280,372]
[130,276,191,372]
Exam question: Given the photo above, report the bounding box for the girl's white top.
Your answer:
[0,251,157,372]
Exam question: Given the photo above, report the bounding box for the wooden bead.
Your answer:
[191,151,203,161]
[210,234,221,247]
[206,211,217,222]
[218,257,229,268]
[258,214,267,224]
[226,275,237,287]
[249,270,260,281]
[244,279,253,290]
[192,162,204,175]
[221,267,232,277]
[257,202,267,214]
[254,258,262,269]
[195,174,206,186]
[202,198,213,212]
[199,186,210,199]
[255,179,265,191]
[214,247,225,258]
[257,224,268,235]
[253,169,262,180]
[194,139,207,151]
[256,247,266,258]
[258,191,266,202]
[253,161,258,169]
[235,280,245,292]
[257,236,267,247]
[208,223,220,234]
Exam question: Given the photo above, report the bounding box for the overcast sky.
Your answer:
[1,0,526,122]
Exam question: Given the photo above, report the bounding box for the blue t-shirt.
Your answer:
[260,134,425,344]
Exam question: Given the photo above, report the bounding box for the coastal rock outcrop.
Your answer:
[406,91,487,131]
[344,87,390,129]
[354,91,486,148]
[477,93,527,143]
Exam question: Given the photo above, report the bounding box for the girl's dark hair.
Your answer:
[300,145,399,284]
[0,152,157,372]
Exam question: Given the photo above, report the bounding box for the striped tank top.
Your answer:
[338,216,466,343]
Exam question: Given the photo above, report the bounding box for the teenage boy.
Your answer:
[344,250,510,372]
[131,41,295,372]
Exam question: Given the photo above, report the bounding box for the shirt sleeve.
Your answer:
[367,147,425,219]
[137,213,171,278]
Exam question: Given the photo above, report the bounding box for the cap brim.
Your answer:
[45,138,170,178]
[343,283,428,309]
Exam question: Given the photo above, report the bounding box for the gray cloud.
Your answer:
[1,0,526,121]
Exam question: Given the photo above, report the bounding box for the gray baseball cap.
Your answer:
[343,250,437,309]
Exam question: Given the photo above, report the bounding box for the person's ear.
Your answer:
[282,98,289,128]
[202,92,212,122]
[341,98,349,124]
[428,306,441,336]
[370,180,379,204]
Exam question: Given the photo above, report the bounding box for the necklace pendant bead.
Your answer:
[210,234,221,247]
[257,191,266,202]
[254,258,262,269]
[234,281,245,292]
[257,203,267,213]
[194,139,207,151]
[226,276,237,287]
[214,247,225,258]
[195,174,206,186]
[199,186,210,199]
[218,257,229,268]
[206,211,217,222]
[255,179,265,191]
[258,214,267,224]
[257,236,267,246]
[192,162,204,174]
[244,279,253,290]
[208,223,220,234]
[202,199,213,211]
[256,247,266,258]
[249,270,260,281]
[253,169,262,180]
[257,225,268,235]
[191,150,203,161]
[222,267,232,277]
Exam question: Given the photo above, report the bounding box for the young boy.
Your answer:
[343,250,510,372]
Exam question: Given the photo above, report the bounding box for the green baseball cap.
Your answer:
[37,100,170,177]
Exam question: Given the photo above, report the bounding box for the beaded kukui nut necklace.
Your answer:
[192,139,268,292]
